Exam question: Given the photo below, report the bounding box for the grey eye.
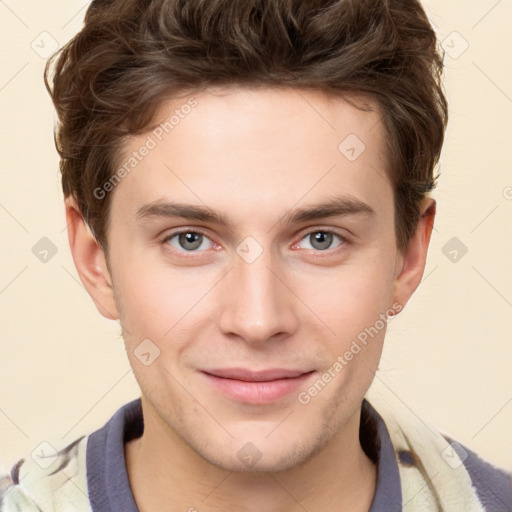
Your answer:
[165,231,213,252]
[178,232,203,250]
[309,232,334,250]
[298,231,343,251]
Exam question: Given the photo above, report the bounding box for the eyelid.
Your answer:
[298,226,350,240]
[161,227,212,243]
[160,227,218,254]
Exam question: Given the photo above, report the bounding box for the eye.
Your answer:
[295,230,346,251]
[162,230,214,252]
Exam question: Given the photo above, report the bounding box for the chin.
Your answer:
[189,431,327,475]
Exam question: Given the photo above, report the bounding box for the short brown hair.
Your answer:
[45,0,448,255]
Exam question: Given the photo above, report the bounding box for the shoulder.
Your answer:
[0,399,142,512]
[0,435,92,512]
[442,433,512,510]
[366,394,512,511]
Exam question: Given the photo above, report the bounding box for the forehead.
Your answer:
[109,86,392,225]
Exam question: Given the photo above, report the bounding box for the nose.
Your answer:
[218,243,300,345]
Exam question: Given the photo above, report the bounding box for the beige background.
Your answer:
[1,0,511,474]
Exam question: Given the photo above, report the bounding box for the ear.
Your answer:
[391,198,436,312]
[65,196,119,320]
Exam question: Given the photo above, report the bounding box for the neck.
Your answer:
[125,399,377,512]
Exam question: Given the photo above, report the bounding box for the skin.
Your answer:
[66,87,435,512]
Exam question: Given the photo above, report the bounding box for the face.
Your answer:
[70,87,432,473]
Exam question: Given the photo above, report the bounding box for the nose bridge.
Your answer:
[218,238,298,343]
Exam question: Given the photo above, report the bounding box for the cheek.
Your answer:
[112,256,220,353]
[300,258,394,336]
[111,227,396,349]
[112,260,185,338]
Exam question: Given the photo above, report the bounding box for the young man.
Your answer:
[1,0,511,510]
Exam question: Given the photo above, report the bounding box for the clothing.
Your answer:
[1,396,511,511]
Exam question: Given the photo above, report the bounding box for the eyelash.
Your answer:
[160,228,349,257]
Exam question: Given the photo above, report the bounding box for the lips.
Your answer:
[200,368,315,404]
[202,368,308,382]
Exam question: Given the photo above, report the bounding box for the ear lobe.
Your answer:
[391,198,436,311]
[65,197,119,321]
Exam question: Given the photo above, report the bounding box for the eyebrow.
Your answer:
[135,194,375,227]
